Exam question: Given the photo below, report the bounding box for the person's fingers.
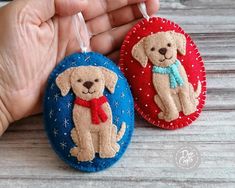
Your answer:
[87,0,159,35]
[83,0,148,20]
[55,0,88,17]
[107,50,120,64]
[6,0,88,25]
[145,0,160,17]
[90,20,139,55]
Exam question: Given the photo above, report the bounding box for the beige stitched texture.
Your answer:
[56,66,126,161]
[132,31,201,122]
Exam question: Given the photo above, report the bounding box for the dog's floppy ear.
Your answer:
[169,31,186,55]
[99,67,118,94]
[131,37,148,68]
[56,68,76,96]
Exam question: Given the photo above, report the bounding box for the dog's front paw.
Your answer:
[164,112,179,122]
[183,104,197,116]
[77,149,95,162]
[100,146,116,158]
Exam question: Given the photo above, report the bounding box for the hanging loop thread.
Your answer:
[138,2,150,21]
[73,12,91,53]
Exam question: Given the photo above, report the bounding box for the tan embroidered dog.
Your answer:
[132,31,201,122]
[56,66,126,162]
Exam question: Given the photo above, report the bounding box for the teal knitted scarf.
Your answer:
[152,59,184,88]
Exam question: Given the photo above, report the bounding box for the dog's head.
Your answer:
[132,31,186,67]
[56,66,118,100]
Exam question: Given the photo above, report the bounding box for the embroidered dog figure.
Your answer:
[132,31,201,122]
[56,66,126,162]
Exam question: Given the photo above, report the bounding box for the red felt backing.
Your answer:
[119,17,207,130]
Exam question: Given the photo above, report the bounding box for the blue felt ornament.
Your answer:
[43,13,134,172]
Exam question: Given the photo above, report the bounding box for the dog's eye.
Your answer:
[150,47,155,51]
[94,79,99,82]
[77,79,82,83]
[167,43,171,47]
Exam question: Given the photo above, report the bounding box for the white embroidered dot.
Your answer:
[135,97,138,100]
[132,75,136,78]
[160,27,163,30]
[131,60,134,63]
[145,104,148,107]
[148,65,151,68]
[147,94,150,97]
[181,59,184,62]
[141,71,144,74]
[150,32,154,34]
[139,88,143,91]
[125,68,128,71]
[192,65,194,67]
[143,27,146,30]
[189,51,192,54]
[137,36,140,39]
[125,52,128,55]
[148,83,151,86]
[133,30,136,33]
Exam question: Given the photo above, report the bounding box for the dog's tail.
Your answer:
[116,122,126,142]
[195,81,202,98]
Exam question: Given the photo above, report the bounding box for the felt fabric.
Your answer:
[44,52,134,172]
[74,96,108,125]
[131,30,200,122]
[119,17,207,129]
[55,65,122,161]
[152,59,184,88]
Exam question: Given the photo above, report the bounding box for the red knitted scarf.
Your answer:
[74,96,108,125]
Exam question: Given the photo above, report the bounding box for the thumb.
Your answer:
[7,0,88,24]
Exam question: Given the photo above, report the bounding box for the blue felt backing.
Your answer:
[43,52,134,172]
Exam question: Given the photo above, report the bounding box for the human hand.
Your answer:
[0,0,159,135]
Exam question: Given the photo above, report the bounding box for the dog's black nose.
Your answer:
[159,48,167,55]
[83,81,94,89]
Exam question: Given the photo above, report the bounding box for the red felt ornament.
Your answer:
[119,5,206,130]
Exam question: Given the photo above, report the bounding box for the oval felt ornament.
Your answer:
[119,17,206,130]
[44,52,134,172]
